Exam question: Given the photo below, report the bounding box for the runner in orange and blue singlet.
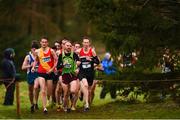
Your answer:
[32,37,57,114]
[37,47,55,78]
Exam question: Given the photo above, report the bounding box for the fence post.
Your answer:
[16,81,20,117]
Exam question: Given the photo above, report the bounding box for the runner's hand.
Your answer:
[86,56,92,61]
[54,68,58,74]
[47,69,53,74]
[31,67,35,73]
[75,68,79,75]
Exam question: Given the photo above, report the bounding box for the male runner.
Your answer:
[32,37,58,114]
[22,41,40,113]
[76,37,100,111]
[55,38,68,111]
[57,41,80,112]
[74,42,81,54]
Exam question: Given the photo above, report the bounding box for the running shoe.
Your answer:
[34,104,39,110]
[30,104,34,113]
[63,107,71,113]
[43,108,48,114]
[71,106,76,111]
[84,105,89,112]
[57,105,61,112]
[67,108,71,113]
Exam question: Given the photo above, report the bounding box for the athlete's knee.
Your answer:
[41,86,47,95]
[55,87,59,93]
[70,88,78,94]
[34,84,39,89]
[63,92,68,98]
[41,90,46,96]
[88,89,92,94]
[39,77,45,81]
[81,79,88,88]
[82,78,87,81]
[84,84,89,89]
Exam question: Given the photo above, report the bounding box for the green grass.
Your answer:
[1,82,180,119]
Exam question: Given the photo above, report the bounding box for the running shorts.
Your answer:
[62,73,77,85]
[27,72,38,85]
[78,71,94,86]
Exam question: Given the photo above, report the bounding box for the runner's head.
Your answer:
[31,40,39,54]
[64,41,72,53]
[54,40,61,50]
[82,36,90,49]
[74,43,81,51]
[40,37,48,48]
[61,37,68,50]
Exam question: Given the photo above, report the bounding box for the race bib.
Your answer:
[82,62,91,69]
[42,56,51,62]
[64,63,72,68]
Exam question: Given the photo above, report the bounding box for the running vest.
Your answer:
[79,48,93,58]
[79,48,94,70]
[38,48,54,73]
[27,52,36,74]
[62,51,76,75]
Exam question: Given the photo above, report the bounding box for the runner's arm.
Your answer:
[95,63,104,71]
[50,49,58,71]
[21,55,31,70]
[56,54,63,70]
[31,50,39,72]
[92,48,100,65]
[73,52,80,74]
[74,52,81,66]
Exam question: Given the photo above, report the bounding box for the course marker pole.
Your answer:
[16,81,20,117]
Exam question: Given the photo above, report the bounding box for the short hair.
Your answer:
[60,37,68,43]
[64,40,71,45]
[41,36,48,41]
[82,36,91,42]
[83,36,89,40]
[31,40,39,49]
[63,37,69,40]
[61,37,72,44]
[73,42,80,45]
[54,40,60,44]
[52,46,57,51]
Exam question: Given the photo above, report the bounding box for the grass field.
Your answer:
[1,81,180,119]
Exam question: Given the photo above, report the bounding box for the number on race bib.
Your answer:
[82,63,91,69]
[64,64,72,68]
[42,56,51,62]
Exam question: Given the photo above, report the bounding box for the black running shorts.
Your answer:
[78,71,94,86]
[38,72,55,80]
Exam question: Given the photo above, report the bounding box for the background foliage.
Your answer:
[1,0,180,74]
[77,0,180,71]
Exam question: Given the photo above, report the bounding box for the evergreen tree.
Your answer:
[77,0,180,71]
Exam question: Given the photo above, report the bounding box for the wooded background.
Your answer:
[1,0,180,72]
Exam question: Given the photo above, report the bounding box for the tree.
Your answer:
[77,0,180,71]
[0,0,64,70]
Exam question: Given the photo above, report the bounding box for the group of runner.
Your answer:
[22,36,100,114]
